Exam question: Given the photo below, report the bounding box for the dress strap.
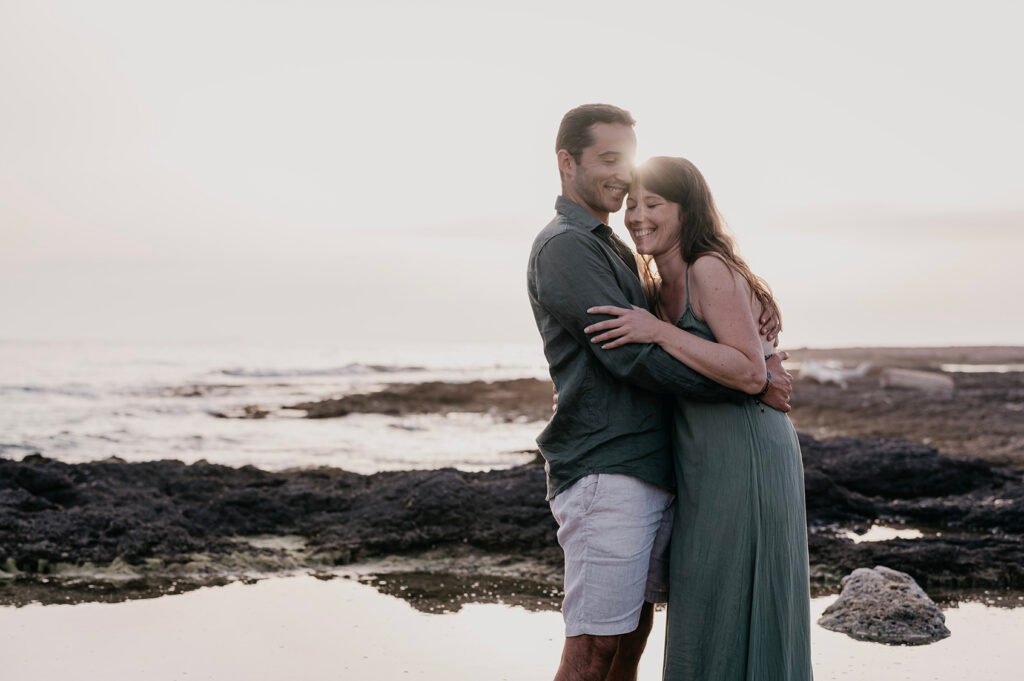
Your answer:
[684,264,692,309]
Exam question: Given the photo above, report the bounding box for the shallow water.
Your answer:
[940,363,1024,373]
[844,524,925,543]
[2,575,1021,681]
[0,340,546,472]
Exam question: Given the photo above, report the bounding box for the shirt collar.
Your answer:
[555,195,607,233]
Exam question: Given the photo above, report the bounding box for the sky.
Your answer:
[1,0,1022,349]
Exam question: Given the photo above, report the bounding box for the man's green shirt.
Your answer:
[527,196,741,500]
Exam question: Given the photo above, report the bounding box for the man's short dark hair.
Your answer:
[555,104,636,162]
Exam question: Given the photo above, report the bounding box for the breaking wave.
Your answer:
[219,363,425,378]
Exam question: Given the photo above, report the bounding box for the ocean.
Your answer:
[0,339,550,473]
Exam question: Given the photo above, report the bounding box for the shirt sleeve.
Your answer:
[534,230,745,402]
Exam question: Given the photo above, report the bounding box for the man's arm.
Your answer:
[534,231,745,402]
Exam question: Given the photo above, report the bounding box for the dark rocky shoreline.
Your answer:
[2,433,1022,607]
[216,362,1024,468]
[211,378,556,422]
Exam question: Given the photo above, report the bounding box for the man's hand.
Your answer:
[758,351,793,412]
[584,305,666,349]
[759,309,781,347]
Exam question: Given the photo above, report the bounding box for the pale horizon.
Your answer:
[2,1,1022,350]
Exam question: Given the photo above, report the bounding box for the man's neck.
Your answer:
[560,189,608,224]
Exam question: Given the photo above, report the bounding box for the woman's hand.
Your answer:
[759,309,781,347]
[584,305,666,349]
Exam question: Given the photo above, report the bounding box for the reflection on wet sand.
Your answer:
[0,575,230,608]
[354,571,562,614]
[7,564,1022,615]
[3,575,1023,681]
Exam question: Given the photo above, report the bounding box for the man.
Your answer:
[526,104,792,681]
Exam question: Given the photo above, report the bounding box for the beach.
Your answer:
[3,2,1022,676]
[1,341,1023,678]
[4,575,1023,681]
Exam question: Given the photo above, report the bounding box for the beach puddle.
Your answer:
[844,524,925,543]
[2,574,1022,680]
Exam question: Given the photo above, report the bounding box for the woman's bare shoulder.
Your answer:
[690,254,747,291]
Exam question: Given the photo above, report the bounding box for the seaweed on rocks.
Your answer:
[798,434,1013,500]
[0,454,557,576]
[1,434,1023,602]
[283,379,555,422]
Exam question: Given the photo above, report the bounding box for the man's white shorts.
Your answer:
[549,473,674,637]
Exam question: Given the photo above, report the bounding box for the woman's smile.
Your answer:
[624,186,681,256]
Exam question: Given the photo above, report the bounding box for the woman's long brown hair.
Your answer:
[635,156,781,331]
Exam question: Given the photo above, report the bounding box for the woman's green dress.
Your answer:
[662,291,813,680]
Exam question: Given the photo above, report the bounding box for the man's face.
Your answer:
[562,123,637,219]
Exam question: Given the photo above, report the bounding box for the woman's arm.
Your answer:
[585,256,767,394]
[670,255,767,393]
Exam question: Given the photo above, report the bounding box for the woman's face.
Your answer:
[624,185,683,257]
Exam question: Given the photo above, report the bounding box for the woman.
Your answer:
[583,157,813,680]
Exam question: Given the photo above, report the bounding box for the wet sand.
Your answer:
[3,574,1022,681]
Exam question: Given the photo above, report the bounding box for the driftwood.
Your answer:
[798,361,871,390]
[879,368,954,395]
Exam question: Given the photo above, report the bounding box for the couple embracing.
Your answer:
[527,104,813,680]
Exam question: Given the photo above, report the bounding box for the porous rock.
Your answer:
[818,565,951,645]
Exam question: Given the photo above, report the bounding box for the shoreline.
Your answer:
[206,349,1024,467]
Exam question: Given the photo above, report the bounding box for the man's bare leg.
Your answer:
[553,603,656,681]
[553,633,619,681]
[604,601,655,681]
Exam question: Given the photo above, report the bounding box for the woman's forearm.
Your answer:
[653,321,767,394]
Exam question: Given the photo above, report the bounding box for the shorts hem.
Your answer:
[565,612,643,638]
